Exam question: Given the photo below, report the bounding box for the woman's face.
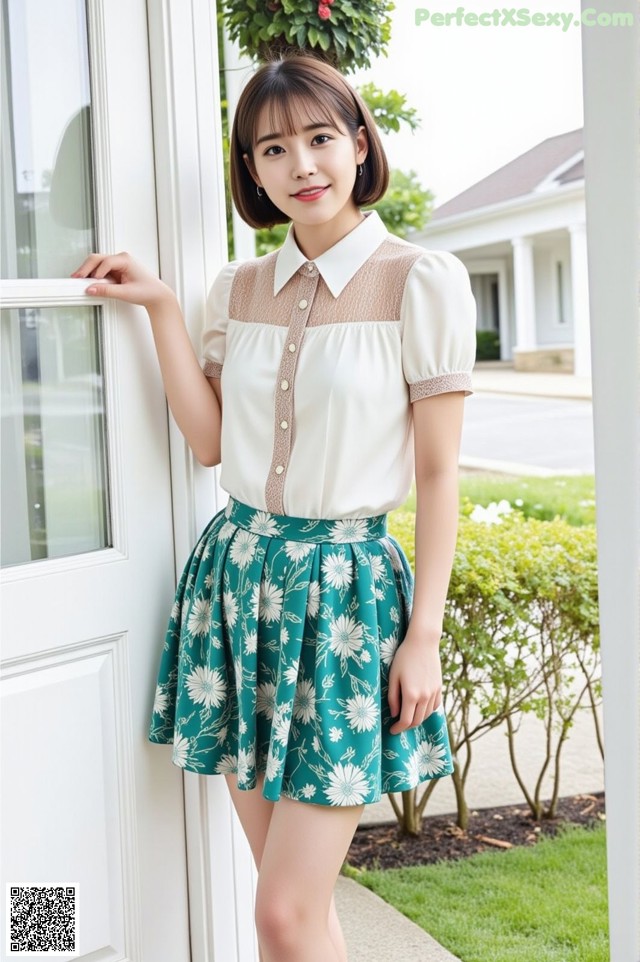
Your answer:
[245,99,368,229]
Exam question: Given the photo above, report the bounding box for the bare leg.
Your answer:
[225,772,351,962]
[253,791,364,962]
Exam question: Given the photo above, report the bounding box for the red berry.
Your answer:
[317,3,331,19]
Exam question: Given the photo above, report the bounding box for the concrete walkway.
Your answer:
[337,362,600,962]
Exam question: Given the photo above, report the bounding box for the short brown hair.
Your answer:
[229,53,389,229]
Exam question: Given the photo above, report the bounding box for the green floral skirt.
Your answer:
[148,495,454,806]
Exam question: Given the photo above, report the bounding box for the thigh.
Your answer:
[257,795,364,915]
[224,771,275,868]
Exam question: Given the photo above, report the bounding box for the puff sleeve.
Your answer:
[400,251,477,400]
[201,260,240,378]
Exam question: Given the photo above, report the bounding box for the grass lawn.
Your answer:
[347,822,608,962]
[401,473,596,527]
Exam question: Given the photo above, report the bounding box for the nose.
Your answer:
[290,145,317,180]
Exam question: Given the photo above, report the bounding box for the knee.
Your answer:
[254,890,308,951]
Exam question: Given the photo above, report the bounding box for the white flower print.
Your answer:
[230,530,259,568]
[218,520,236,541]
[280,626,289,645]
[328,614,364,659]
[248,510,282,537]
[272,703,293,747]
[202,542,212,560]
[324,762,369,806]
[381,537,403,571]
[389,605,400,625]
[223,590,238,628]
[243,629,257,654]
[215,724,228,746]
[266,751,284,782]
[369,554,387,582]
[374,588,385,601]
[329,726,343,742]
[172,732,190,767]
[187,597,212,637]
[185,665,227,708]
[237,746,255,785]
[379,632,400,667]
[322,550,353,589]
[239,718,248,735]
[170,599,181,622]
[306,581,320,618]
[329,519,369,543]
[256,681,277,718]
[224,499,233,518]
[312,735,321,752]
[293,679,316,724]
[284,663,299,686]
[204,572,214,589]
[416,737,448,776]
[258,579,284,623]
[153,685,169,716]
[194,540,205,557]
[284,540,314,561]
[344,694,379,732]
[302,783,317,799]
[214,752,237,774]
[404,749,421,783]
[361,650,372,663]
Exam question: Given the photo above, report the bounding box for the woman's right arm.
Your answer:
[71,251,221,467]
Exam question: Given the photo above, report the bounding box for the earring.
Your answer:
[256,185,264,197]
[358,164,364,177]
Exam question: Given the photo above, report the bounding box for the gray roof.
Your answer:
[431,127,583,220]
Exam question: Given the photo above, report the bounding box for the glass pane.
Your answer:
[1,306,111,566]
[0,0,96,279]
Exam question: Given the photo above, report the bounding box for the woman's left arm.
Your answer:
[387,390,465,734]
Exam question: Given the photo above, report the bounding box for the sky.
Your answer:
[351,0,585,208]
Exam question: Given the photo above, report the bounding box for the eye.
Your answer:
[312,134,332,145]
[263,144,284,156]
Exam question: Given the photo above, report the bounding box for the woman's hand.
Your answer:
[387,631,444,734]
[70,251,175,310]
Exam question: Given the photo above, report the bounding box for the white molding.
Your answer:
[145,3,257,960]
[580,0,640,956]
[533,149,584,193]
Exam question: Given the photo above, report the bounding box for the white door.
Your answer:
[0,1,191,959]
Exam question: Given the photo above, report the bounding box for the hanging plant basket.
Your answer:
[220,0,395,74]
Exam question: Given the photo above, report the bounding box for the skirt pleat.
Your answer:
[148,496,454,806]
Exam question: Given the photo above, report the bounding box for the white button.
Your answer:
[298,299,308,309]
[280,420,288,429]
[280,379,289,390]
[275,465,284,475]
[288,342,296,352]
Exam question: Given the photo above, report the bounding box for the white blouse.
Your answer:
[201,210,477,520]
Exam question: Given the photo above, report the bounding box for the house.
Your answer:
[412,128,591,377]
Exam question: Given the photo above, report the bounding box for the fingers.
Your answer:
[389,690,441,734]
[70,251,130,279]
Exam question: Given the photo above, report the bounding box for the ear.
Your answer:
[355,126,369,166]
[243,152,262,188]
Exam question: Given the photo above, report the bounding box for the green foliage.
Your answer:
[371,169,434,238]
[387,506,601,831]
[357,83,421,134]
[219,0,395,74]
[476,328,500,360]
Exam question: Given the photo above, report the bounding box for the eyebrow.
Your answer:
[255,122,337,147]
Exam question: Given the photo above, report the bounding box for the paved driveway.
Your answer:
[461,391,594,474]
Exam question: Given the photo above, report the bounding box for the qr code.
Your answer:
[7,885,78,955]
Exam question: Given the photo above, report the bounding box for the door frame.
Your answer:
[146,2,259,960]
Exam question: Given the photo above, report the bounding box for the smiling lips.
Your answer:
[292,186,329,201]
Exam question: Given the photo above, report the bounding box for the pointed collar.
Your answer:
[273,209,388,299]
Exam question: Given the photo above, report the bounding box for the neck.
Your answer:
[292,206,366,261]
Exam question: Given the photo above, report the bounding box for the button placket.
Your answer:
[265,263,319,513]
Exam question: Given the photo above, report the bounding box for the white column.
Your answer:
[511,236,537,353]
[568,222,592,378]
